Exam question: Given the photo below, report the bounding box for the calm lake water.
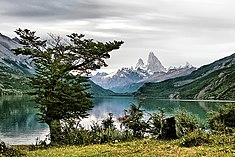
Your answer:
[0,96,233,145]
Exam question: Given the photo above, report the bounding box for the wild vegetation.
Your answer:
[0,66,31,95]
[1,102,235,156]
[134,53,235,100]
[13,29,123,145]
[1,29,235,157]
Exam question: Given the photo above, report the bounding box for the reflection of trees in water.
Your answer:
[142,99,222,120]
[0,96,47,136]
[90,97,138,120]
[0,96,225,144]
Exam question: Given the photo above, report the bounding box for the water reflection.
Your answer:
[0,96,48,145]
[0,96,229,145]
[142,99,222,120]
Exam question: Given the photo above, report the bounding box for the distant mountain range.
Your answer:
[0,33,115,96]
[0,33,34,95]
[1,32,235,100]
[91,52,196,93]
[0,33,34,75]
[134,53,235,100]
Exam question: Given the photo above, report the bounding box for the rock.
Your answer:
[135,58,145,70]
[158,117,178,139]
[147,52,166,73]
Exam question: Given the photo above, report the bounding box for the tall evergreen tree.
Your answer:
[13,29,123,144]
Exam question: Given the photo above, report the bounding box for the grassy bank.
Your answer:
[14,138,235,157]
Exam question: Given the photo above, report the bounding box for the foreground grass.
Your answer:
[15,138,235,157]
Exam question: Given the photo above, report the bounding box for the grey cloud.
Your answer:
[1,0,113,20]
[1,0,235,71]
[0,0,155,21]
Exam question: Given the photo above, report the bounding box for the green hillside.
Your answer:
[88,80,116,97]
[0,65,116,96]
[134,53,235,100]
[0,66,31,95]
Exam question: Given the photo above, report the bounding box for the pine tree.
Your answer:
[13,29,123,144]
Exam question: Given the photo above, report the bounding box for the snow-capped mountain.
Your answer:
[91,67,145,90]
[0,33,34,75]
[91,52,196,93]
[135,58,145,70]
[135,52,166,74]
[146,52,166,73]
[140,62,196,83]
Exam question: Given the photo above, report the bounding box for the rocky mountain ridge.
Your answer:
[0,33,34,75]
[91,52,196,93]
[134,53,235,100]
[0,33,114,96]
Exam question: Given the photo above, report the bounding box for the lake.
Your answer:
[0,96,232,145]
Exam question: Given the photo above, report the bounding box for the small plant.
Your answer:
[0,140,24,157]
[174,109,201,137]
[102,113,115,130]
[147,108,165,136]
[179,129,211,147]
[29,136,50,151]
[207,103,235,132]
[122,100,149,138]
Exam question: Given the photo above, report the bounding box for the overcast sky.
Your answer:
[1,0,235,72]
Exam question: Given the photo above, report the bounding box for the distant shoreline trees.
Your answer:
[13,29,123,144]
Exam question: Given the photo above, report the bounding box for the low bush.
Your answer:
[147,108,165,137]
[0,140,24,157]
[122,101,149,138]
[46,112,135,146]
[174,109,201,137]
[179,129,211,147]
[208,103,235,132]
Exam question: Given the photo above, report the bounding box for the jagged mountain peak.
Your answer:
[135,58,145,70]
[91,51,195,93]
[95,72,108,77]
[147,52,166,73]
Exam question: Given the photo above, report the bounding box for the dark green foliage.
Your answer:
[0,66,31,95]
[174,109,201,137]
[43,113,134,145]
[13,29,123,144]
[0,140,24,157]
[87,81,116,97]
[102,113,115,130]
[148,108,165,136]
[148,108,199,139]
[179,129,210,147]
[207,103,235,132]
[134,53,235,100]
[179,103,235,147]
[122,100,149,138]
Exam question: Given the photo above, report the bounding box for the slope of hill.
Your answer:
[0,33,115,96]
[88,81,116,97]
[0,33,35,95]
[0,66,31,95]
[134,53,235,100]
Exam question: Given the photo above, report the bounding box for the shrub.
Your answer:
[179,129,210,147]
[122,101,149,138]
[102,113,115,130]
[0,140,24,157]
[174,109,201,137]
[49,113,135,146]
[147,108,165,136]
[207,103,235,132]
